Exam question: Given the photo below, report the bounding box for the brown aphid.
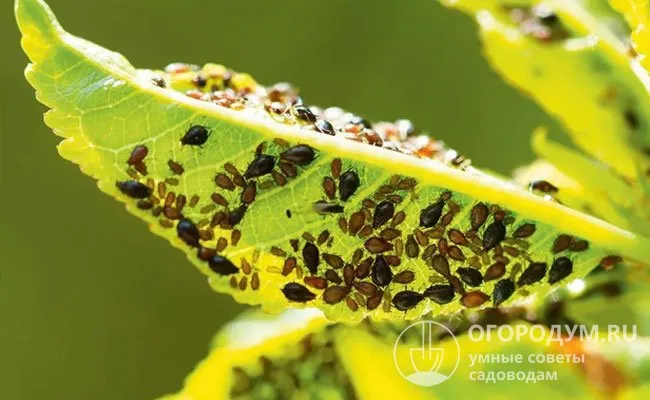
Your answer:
[600,255,623,270]
[133,162,147,176]
[224,163,240,176]
[126,169,139,180]
[229,276,238,288]
[188,195,200,208]
[317,230,330,246]
[165,177,179,186]
[240,258,252,274]
[484,262,506,281]
[385,255,401,266]
[503,246,520,257]
[438,238,448,255]
[366,291,383,310]
[348,211,365,235]
[211,193,229,207]
[270,170,285,187]
[380,228,401,241]
[325,269,343,284]
[196,219,209,229]
[238,276,248,291]
[271,246,287,258]
[405,235,420,258]
[529,180,559,194]
[278,162,297,178]
[352,249,364,264]
[175,194,187,211]
[198,229,213,241]
[447,246,465,261]
[163,206,182,220]
[323,177,336,199]
[365,237,393,254]
[448,229,468,246]
[552,234,573,253]
[569,239,589,252]
[414,229,429,247]
[323,253,344,269]
[393,270,415,284]
[470,203,489,229]
[362,199,377,209]
[358,225,373,237]
[394,238,404,258]
[354,281,378,297]
[281,283,316,302]
[391,211,406,228]
[331,158,342,179]
[345,296,360,311]
[200,204,216,214]
[241,182,257,204]
[431,255,451,277]
[210,211,226,228]
[167,160,185,175]
[513,223,536,238]
[462,291,490,308]
[338,217,348,233]
[302,232,316,242]
[343,264,355,286]
[127,145,148,165]
[159,218,175,229]
[396,177,417,190]
[215,173,236,191]
[304,276,328,290]
[216,237,228,252]
[355,292,367,307]
[251,272,260,290]
[197,247,216,261]
[448,275,465,295]
[282,257,297,276]
[440,212,454,226]
[323,286,348,304]
[258,181,274,190]
[355,258,372,279]
[457,267,483,287]
[422,244,437,260]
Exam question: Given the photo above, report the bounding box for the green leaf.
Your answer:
[16,0,650,322]
[441,0,650,234]
[162,309,648,399]
[609,0,650,72]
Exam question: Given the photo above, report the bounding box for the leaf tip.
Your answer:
[16,0,63,54]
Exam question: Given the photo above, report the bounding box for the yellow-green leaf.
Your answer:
[16,0,650,322]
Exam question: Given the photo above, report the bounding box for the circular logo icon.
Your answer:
[393,320,460,386]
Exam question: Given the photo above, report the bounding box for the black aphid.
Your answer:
[302,242,320,275]
[483,221,506,251]
[116,180,152,199]
[313,201,344,214]
[548,257,573,284]
[419,201,444,228]
[517,262,547,286]
[339,170,360,202]
[529,180,559,194]
[228,205,248,226]
[181,125,210,146]
[281,282,316,302]
[457,267,483,287]
[208,255,239,275]
[392,291,424,311]
[492,279,515,306]
[176,218,200,247]
[371,255,393,287]
[280,145,316,166]
[373,201,395,228]
[314,119,335,135]
[293,104,317,122]
[423,285,455,304]
[244,154,276,178]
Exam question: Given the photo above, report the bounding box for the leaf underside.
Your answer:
[16,0,650,322]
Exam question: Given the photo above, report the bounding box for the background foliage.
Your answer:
[1,0,565,398]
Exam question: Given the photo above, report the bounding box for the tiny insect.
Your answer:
[181,125,210,146]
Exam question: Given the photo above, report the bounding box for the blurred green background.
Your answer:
[0,0,561,398]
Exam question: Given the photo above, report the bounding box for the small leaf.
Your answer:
[441,0,650,181]
[16,0,650,322]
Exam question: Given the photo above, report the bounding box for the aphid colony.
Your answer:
[153,62,471,170]
[229,329,355,399]
[113,121,620,318]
